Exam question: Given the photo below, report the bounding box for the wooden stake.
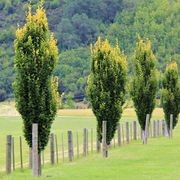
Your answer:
[144,114,150,144]
[126,122,129,144]
[68,131,73,161]
[50,133,55,165]
[91,129,93,153]
[102,121,108,158]
[55,134,59,163]
[133,121,137,140]
[76,132,79,158]
[83,128,87,156]
[170,114,173,138]
[19,136,23,169]
[29,148,32,169]
[117,123,121,146]
[6,135,12,174]
[12,137,15,171]
[32,124,40,176]
[61,133,64,162]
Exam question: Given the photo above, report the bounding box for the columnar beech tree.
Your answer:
[87,37,127,145]
[162,61,180,133]
[14,5,58,154]
[131,38,158,142]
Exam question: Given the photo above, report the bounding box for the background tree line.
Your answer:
[0,0,179,105]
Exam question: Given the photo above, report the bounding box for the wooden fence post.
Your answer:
[76,132,79,158]
[153,121,156,138]
[50,133,55,165]
[133,121,137,140]
[122,124,124,143]
[126,122,129,144]
[157,120,160,137]
[130,122,133,140]
[170,114,173,138]
[12,137,15,171]
[140,128,143,140]
[137,124,140,140]
[87,129,89,154]
[102,121,108,158]
[32,123,40,176]
[61,133,64,162]
[164,120,169,137]
[6,135,12,175]
[162,120,165,136]
[117,123,121,146]
[149,121,152,138]
[68,131,73,161]
[91,129,93,153]
[42,151,44,166]
[159,120,162,136]
[113,137,116,148]
[144,114,150,144]
[29,148,32,169]
[156,121,158,137]
[96,135,101,153]
[19,136,23,169]
[55,134,58,163]
[83,128,87,156]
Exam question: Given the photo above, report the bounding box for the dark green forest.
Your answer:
[0,0,179,106]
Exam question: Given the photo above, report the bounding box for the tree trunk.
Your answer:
[167,127,170,138]
[29,148,32,169]
[38,153,41,176]
[142,130,146,144]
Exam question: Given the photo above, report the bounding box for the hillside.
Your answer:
[0,0,179,104]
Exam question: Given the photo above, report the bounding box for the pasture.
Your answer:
[0,102,179,179]
[1,125,180,180]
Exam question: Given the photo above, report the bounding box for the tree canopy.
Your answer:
[87,37,127,144]
[131,38,158,134]
[161,61,180,131]
[0,0,179,104]
[14,4,58,152]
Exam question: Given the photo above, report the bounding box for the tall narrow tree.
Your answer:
[14,4,58,174]
[162,61,180,134]
[131,38,158,143]
[87,37,127,145]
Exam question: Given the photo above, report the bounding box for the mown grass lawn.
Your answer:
[1,130,180,180]
[0,115,96,171]
[0,106,179,179]
[0,107,165,169]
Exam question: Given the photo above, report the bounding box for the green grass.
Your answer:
[0,108,141,170]
[0,108,179,179]
[0,108,165,170]
[0,115,96,171]
[1,129,180,180]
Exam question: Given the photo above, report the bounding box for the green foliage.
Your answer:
[161,61,180,130]
[131,38,158,130]
[87,37,127,144]
[54,47,91,101]
[0,0,122,102]
[14,5,58,152]
[107,0,180,71]
[0,0,179,104]
[54,0,123,50]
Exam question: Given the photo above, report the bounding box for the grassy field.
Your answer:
[1,127,180,180]
[0,102,179,179]
[0,115,96,172]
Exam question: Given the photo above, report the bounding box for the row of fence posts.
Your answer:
[5,114,174,175]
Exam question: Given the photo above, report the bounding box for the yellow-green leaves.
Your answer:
[87,37,127,144]
[162,61,180,130]
[14,3,58,153]
[131,37,158,131]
